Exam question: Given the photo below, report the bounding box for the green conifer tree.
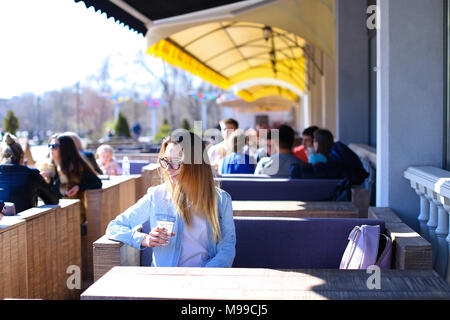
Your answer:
[4,110,19,136]
[114,112,131,138]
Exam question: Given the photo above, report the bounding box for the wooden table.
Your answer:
[80,266,450,300]
[232,201,359,218]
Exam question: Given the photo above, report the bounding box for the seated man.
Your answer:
[207,118,239,171]
[255,124,301,177]
[292,125,319,163]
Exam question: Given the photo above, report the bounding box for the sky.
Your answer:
[0,0,154,99]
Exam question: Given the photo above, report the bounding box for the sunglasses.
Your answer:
[159,157,182,170]
[48,143,59,149]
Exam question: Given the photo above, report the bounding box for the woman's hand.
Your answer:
[141,226,174,248]
[65,185,80,198]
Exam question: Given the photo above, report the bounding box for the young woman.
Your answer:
[45,133,102,225]
[308,129,334,165]
[0,133,58,213]
[106,132,236,267]
[46,134,102,198]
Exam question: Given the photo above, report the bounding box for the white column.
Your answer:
[426,192,438,267]
[302,94,310,129]
[434,198,449,278]
[321,75,326,129]
[415,185,430,241]
[377,0,444,228]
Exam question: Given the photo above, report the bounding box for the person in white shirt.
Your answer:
[207,118,238,172]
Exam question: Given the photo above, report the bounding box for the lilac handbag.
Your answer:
[340,225,392,270]
[2,202,16,216]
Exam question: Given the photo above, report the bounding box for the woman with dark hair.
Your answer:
[308,129,334,165]
[106,132,236,267]
[45,134,102,224]
[46,134,102,199]
[0,133,58,213]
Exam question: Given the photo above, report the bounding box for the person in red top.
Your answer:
[292,126,319,163]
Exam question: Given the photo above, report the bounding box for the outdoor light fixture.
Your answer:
[263,26,272,41]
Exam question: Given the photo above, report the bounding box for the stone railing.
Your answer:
[404,166,450,282]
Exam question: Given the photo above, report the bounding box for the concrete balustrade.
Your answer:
[404,166,450,282]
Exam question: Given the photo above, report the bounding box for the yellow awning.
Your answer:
[147,21,307,102]
[146,0,335,58]
[236,85,299,103]
[217,93,296,113]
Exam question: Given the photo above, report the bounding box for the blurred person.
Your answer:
[132,121,142,140]
[96,144,122,176]
[219,130,255,174]
[18,137,36,167]
[106,132,236,267]
[292,126,319,163]
[207,118,238,170]
[254,129,272,164]
[308,129,334,165]
[242,128,258,157]
[45,134,102,225]
[290,139,369,188]
[254,124,301,177]
[63,131,103,175]
[0,133,58,213]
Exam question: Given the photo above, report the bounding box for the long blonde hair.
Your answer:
[159,132,221,242]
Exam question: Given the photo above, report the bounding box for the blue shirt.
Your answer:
[220,153,256,174]
[106,183,236,267]
[309,153,327,165]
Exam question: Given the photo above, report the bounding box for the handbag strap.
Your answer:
[344,226,361,269]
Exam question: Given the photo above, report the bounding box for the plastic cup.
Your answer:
[157,220,174,245]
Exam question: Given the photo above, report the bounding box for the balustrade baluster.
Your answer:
[434,198,449,278]
[444,203,450,283]
[426,192,438,268]
[416,186,430,241]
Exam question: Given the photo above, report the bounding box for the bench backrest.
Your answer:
[140,217,384,269]
[215,178,344,201]
[233,217,385,269]
[117,159,150,175]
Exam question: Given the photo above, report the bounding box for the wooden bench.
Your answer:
[92,206,432,282]
[83,175,138,282]
[0,217,27,299]
[92,201,358,282]
[142,165,370,217]
[81,266,450,300]
[232,201,358,218]
[368,207,432,270]
[0,199,81,300]
[140,163,163,191]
